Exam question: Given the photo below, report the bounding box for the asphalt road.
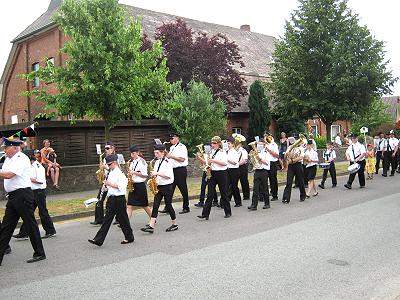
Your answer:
[1,173,400,299]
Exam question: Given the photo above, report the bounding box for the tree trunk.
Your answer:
[104,119,111,144]
[325,120,333,142]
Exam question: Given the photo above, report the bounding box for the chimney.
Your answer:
[240,25,251,32]
[48,0,63,11]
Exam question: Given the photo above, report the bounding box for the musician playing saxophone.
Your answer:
[126,145,151,223]
[282,135,307,203]
[141,144,178,233]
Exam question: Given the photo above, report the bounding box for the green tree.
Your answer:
[158,81,227,155]
[350,97,392,134]
[270,0,396,140]
[248,80,271,141]
[23,0,169,141]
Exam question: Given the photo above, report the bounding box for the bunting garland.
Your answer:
[7,122,37,139]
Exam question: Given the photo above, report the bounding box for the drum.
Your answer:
[319,162,331,169]
[347,163,360,174]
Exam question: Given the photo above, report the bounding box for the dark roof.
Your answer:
[382,96,400,121]
[13,2,275,77]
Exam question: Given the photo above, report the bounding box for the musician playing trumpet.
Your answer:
[126,145,151,223]
[344,133,366,189]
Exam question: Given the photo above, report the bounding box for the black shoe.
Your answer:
[194,202,204,207]
[299,198,305,202]
[292,185,298,189]
[360,186,365,188]
[179,209,190,214]
[216,204,221,208]
[159,208,168,213]
[305,194,310,198]
[88,239,102,246]
[382,174,387,177]
[282,199,289,204]
[332,184,337,188]
[12,233,28,240]
[247,206,257,211]
[197,215,209,220]
[90,221,102,225]
[27,255,46,263]
[271,197,278,201]
[262,204,270,209]
[318,184,325,189]
[234,204,242,207]
[224,214,232,218]
[166,224,179,232]
[344,183,352,189]
[42,232,56,239]
[396,170,400,174]
[121,239,134,244]
[212,202,218,207]
[140,224,154,233]
[390,173,395,177]
[5,246,11,255]
[113,221,119,225]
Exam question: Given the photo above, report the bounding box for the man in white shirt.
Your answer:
[89,154,134,246]
[382,130,398,177]
[15,150,56,240]
[344,133,366,189]
[226,137,242,207]
[374,132,385,174]
[161,132,190,214]
[141,144,178,233]
[237,141,250,200]
[0,138,45,265]
[265,135,279,201]
[198,136,232,220]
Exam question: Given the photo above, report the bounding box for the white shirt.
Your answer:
[227,148,239,169]
[305,149,319,168]
[383,138,398,151]
[169,143,188,168]
[31,160,46,190]
[346,142,366,162]
[106,167,127,196]
[375,138,385,152]
[210,149,228,171]
[254,150,270,170]
[335,136,342,146]
[265,142,279,162]
[238,147,248,165]
[2,151,32,192]
[323,149,336,162]
[154,157,174,185]
[129,158,147,183]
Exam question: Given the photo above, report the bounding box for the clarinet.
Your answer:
[98,171,109,201]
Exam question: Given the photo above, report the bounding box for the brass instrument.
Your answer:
[96,152,105,184]
[126,159,134,193]
[205,153,212,180]
[147,157,159,196]
[163,141,170,155]
[264,134,273,144]
[286,134,307,162]
[248,141,261,169]
[196,143,205,168]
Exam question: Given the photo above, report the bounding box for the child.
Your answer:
[366,144,376,179]
[318,142,337,189]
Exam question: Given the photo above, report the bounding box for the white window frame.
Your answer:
[232,127,242,134]
[32,62,40,87]
[331,125,341,141]
[310,125,318,136]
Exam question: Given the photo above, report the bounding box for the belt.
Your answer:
[173,166,187,169]
[8,187,31,197]
[108,194,125,198]
[158,184,172,187]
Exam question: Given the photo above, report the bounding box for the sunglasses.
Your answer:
[211,142,217,144]
[104,147,111,150]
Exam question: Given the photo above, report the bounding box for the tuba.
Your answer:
[147,157,159,196]
[287,134,307,162]
[96,152,105,184]
[126,159,134,193]
[248,141,262,169]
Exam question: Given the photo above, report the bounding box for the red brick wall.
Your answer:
[307,117,351,140]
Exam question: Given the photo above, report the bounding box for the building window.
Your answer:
[32,62,40,87]
[331,125,341,141]
[47,57,55,66]
[310,125,318,136]
[232,127,242,134]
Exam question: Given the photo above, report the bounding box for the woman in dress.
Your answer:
[279,132,289,171]
[365,144,376,180]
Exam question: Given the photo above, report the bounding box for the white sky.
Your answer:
[1,0,398,95]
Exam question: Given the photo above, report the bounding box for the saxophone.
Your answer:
[96,152,105,184]
[126,159,134,193]
[147,158,159,196]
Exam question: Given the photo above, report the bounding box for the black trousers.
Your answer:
[94,187,108,223]
[93,195,133,244]
[20,189,56,235]
[0,220,11,254]
[251,169,269,208]
[383,151,397,175]
[151,184,176,220]
[321,162,337,186]
[227,168,241,205]
[268,161,278,198]
[239,164,250,199]
[347,160,366,187]
[199,172,217,204]
[375,151,383,174]
[202,170,231,217]
[0,188,45,265]
[283,162,306,202]
[171,167,189,210]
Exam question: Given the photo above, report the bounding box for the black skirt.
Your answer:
[305,165,317,181]
[127,182,149,207]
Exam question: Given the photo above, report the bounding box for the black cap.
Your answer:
[307,139,313,145]
[350,133,358,138]
[105,141,114,147]
[154,144,166,151]
[1,137,24,147]
[129,145,140,153]
[169,132,180,138]
[227,137,235,143]
[105,154,118,164]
